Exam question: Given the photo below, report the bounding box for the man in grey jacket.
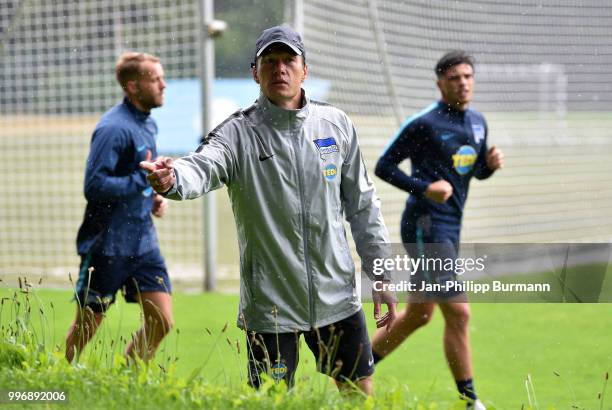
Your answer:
[141,25,396,394]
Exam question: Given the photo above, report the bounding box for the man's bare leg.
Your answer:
[65,307,104,362]
[125,291,173,361]
[371,302,435,358]
[439,302,472,381]
[335,376,373,396]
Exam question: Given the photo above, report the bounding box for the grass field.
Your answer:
[1,286,610,409]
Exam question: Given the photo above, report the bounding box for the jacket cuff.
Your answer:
[160,168,181,199]
[411,179,430,197]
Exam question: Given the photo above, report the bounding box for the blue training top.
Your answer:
[375,100,494,224]
[76,98,159,257]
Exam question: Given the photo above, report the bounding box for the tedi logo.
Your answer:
[452,145,477,175]
[323,164,337,181]
[271,362,287,381]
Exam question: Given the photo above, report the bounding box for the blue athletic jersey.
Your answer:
[376,101,493,224]
[76,98,159,256]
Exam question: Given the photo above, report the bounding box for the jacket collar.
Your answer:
[438,100,468,117]
[123,97,151,122]
[258,90,309,129]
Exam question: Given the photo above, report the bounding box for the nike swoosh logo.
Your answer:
[136,144,147,152]
[368,356,374,367]
[259,154,274,161]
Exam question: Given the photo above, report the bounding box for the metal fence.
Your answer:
[2,0,612,289]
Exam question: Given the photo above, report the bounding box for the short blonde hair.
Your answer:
[115,52,160,90]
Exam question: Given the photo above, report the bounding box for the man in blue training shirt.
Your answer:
[65,52,173,363]
[371,51,504,409]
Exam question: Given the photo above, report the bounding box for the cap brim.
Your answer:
[256,40,302,57]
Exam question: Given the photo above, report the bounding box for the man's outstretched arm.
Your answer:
[140,132,235,200]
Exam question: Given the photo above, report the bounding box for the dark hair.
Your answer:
[435,50,474,78]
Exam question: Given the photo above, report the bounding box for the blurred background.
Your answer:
[1,0,611,291]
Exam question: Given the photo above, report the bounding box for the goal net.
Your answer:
[302,0,612,243]
[1,0,612,286]
[0,0,209,284]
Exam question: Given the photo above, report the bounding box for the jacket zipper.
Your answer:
[290,123,316,328]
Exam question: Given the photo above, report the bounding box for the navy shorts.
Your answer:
[401,207,464,300]
[246,310,374,388]
[74,248,171,312]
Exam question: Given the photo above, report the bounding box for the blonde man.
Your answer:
[65,52,172,363]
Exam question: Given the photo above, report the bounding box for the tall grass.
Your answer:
[1,279,609,409]
[0,280,467,410]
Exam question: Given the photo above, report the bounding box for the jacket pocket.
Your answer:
[332,218,355,275]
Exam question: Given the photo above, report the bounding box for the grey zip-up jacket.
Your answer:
[166,92,390,333]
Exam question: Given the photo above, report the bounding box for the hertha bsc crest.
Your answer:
[313,137,339,159]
